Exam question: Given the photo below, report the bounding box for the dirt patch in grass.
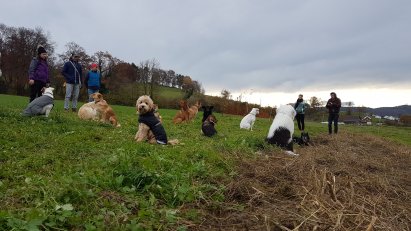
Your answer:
[182,132,411,230]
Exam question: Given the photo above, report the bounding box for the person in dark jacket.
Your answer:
[326,92,342,134]
[62,53,82,112]
[28,45,50,102]
[294,94,307,132]
[85,63,101,102]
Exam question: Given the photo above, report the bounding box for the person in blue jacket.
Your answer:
[294,94,307,132]
[61,53,82,112]
[85,63,101,102]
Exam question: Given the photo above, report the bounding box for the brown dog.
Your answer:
[188,101,201,121]
[78,93,120,127]
[78,93,107,121]
[172,100,190,124]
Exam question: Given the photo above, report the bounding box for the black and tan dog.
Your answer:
[293,132,310,146]
[202,114,218,137]
[201,105,214,122]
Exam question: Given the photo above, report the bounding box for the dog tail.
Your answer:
[167,139,180,145]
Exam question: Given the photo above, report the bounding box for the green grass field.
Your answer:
[0,94,410,230]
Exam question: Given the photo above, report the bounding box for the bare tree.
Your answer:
[0,24,54,95]
[309,96,322,109]
[221,89,231,99]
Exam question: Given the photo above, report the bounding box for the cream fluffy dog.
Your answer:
[266,105,297,156]
[135,95,178,145]
[240,108,260,131]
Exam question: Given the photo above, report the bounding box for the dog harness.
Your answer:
[138,111,168,145]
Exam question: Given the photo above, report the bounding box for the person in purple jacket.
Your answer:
[28,45,50,102]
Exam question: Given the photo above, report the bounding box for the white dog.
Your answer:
[266,105,298,156]
[22,87,54,117]
[240,108,259,130]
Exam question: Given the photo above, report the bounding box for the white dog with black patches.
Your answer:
[266,105,298,156]
[240,108,259,131]
[22,87,54,117]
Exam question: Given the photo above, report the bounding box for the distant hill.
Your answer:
[368,105,411,117]
[340,105,411,117]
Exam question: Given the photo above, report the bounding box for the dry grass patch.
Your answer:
[184,132,411,230]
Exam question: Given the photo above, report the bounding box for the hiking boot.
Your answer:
[72,108,77,112]
[64,108,70,112]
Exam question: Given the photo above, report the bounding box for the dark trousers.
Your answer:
[296,113,305,131]
[29,80,46,102]
[328,113,339,134]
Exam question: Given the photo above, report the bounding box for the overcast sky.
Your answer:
[1,0,410,108]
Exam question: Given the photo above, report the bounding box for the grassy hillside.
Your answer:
[0,94,410,230]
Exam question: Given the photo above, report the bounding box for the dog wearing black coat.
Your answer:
[202,114,218,137]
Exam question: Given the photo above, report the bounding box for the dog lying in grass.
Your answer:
[78,93,120,127]
[202,114,218,137]
[22,87,54,117]
[135,95,178,145]
[266,105,298,156]
[293,132,310,146]
[240,108,259,131]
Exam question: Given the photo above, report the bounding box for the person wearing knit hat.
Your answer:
[61,52,83,112]
[84,63,101,102]
[28,45,50,102]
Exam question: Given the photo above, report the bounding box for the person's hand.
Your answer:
[29,79,34,85]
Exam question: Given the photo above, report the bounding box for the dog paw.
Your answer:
[285,151,299,156]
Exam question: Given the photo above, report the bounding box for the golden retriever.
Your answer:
[172,100,190,124]
[188,101,201,121]
[78,93,120,127]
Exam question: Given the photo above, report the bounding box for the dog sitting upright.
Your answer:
[201,106,214,122]
[202,114,218,137]
[266,105,298,156]
[172,100,190,124]
[22,87,54,117]
[135,95,178,145]
[188,101,201,121]
[240,108,259,131]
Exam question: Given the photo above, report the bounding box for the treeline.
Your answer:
[0,23,204,102]
[0,23,279,117]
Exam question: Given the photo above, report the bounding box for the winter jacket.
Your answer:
[85,70,101,90]
[28,58,50,83]
[294,100,306,114]
[22,94,54,116]
[326,97,342,114]
[61,59,83,84]
[138,111,168,145]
